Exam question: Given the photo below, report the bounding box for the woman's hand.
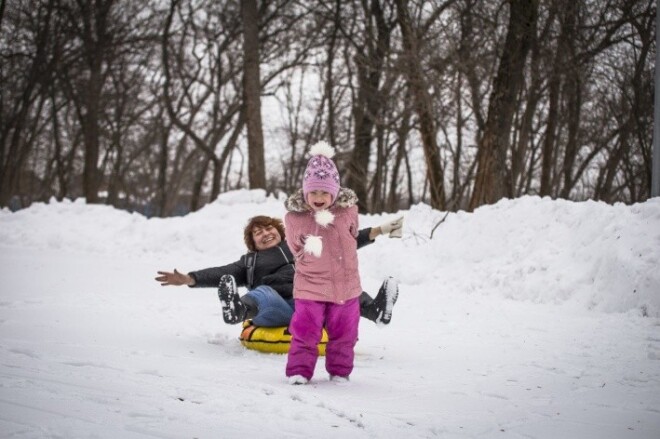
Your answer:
[155,269,195,286]
[371,216,404,239]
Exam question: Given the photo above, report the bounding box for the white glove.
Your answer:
[379,216,404,238]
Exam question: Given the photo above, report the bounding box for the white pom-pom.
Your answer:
[304,235,323,257]
[309,141,335,159]
[314,209,335,227]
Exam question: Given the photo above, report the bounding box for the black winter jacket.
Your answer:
[188,228,374,299]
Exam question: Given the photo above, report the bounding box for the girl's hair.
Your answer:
[243,216,286,252]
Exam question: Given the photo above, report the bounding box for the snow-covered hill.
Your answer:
[1,191,659,438]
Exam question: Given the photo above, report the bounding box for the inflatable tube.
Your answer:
[239,321,328,355]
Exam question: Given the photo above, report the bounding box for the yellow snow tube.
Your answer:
[239,321,328,355]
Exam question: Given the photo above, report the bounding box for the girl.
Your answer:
[284,141,363,384]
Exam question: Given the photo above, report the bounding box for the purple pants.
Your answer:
[286,297,360,380]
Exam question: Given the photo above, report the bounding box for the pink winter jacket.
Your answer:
[284,188,363,304]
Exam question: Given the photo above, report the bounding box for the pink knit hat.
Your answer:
[303,141,340,202]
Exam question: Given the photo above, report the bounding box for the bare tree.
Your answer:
[469,0,537,210]
[56,0,118,203]
[1,0,655,214]
[242,0,266,189]
[161,0,244,212]
[395,0,451,210]
[342,0,395,212]
[0,0,56,207]
[595,1,655,202]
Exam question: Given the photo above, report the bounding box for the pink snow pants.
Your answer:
[286,297,360,380]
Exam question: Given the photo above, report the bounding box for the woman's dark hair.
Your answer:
[243,216,286,252]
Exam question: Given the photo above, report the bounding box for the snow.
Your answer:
[1,191,660,438]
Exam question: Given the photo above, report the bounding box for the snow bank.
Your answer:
[2,193,658,316]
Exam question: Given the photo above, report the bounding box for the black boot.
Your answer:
[360,292,379,322]
[217,275,246,324]
[365,277,399,325]
[241,294,258,321]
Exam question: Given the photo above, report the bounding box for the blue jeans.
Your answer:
[244,285,295,327]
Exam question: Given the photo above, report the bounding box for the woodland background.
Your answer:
[0,0,656,216]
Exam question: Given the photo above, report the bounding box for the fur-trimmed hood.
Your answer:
[284,187,358,213]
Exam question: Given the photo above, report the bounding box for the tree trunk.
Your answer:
[345,0,390,212]
[156,113,169,217]
[469,0,537,210]
[511,1,553,197]
[559,69,581,198]
[78,0,116,203]
[0,0,55,206]
[597,135,627,203]
[241,0,266,190]
[80,68,102,203]
[539,72,559,197]
[539,2,567,197]
[395,0,446,210]
[371,126,386,212]
[324,0,341,147]
[451,69,464,209]
[388,95,412,211]
[0,0,6,30]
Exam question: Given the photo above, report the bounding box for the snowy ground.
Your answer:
[1,190,659,438]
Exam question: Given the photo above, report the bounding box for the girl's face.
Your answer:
[306,190,333,211]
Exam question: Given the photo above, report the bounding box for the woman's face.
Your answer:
[306,190,333,211]
[251,225,282,251]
